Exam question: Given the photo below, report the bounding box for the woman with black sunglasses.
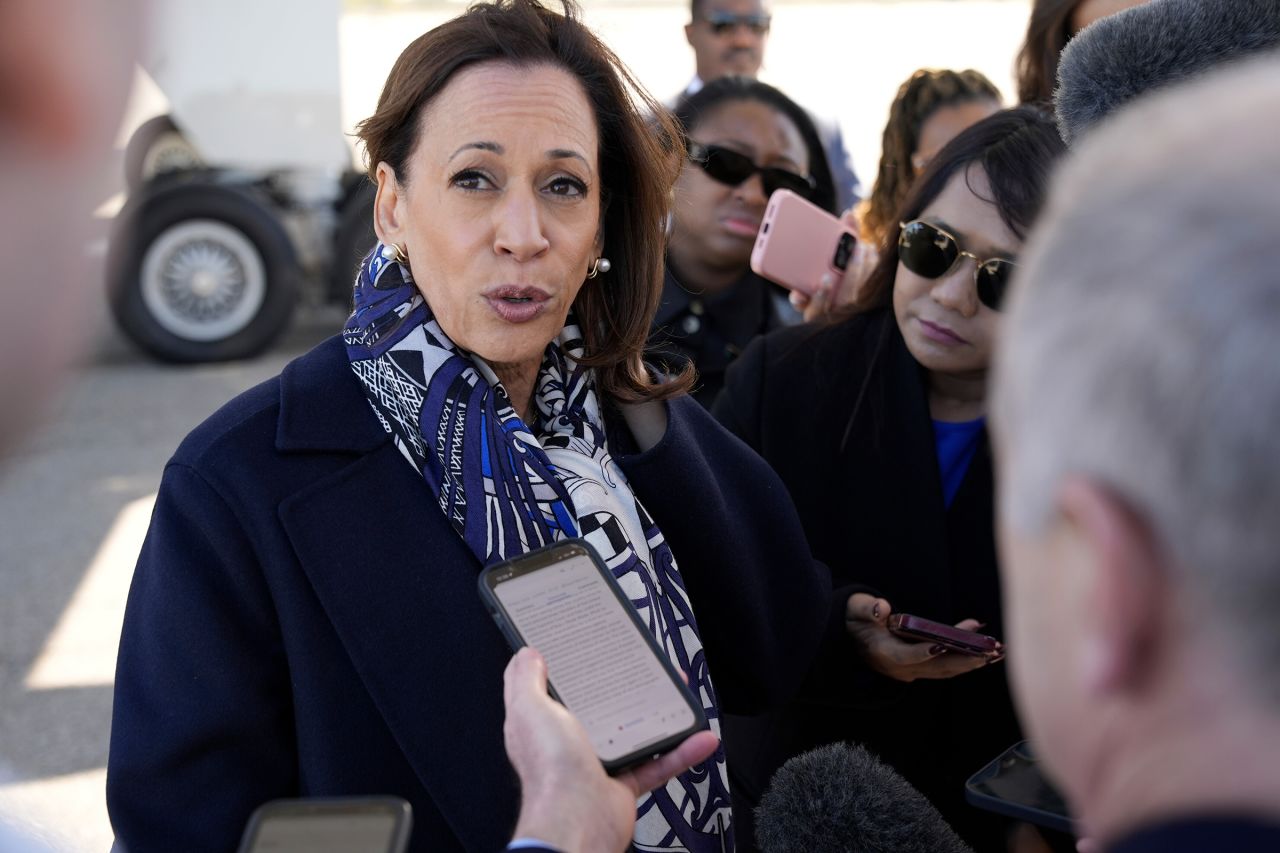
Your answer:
[649,76,837,408]
[714,107,1067,851]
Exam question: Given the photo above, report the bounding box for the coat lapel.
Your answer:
[836,316,954,617]
[274,337,520,848]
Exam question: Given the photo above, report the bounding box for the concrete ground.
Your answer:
[0,1,1029,849]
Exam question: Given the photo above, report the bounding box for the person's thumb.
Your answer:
[504,646,547,706]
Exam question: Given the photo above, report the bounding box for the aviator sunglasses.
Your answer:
[897,220,1017,310]
[701,11,772,35]
[688,141,817,200]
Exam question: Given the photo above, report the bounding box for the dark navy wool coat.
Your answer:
[106,335,830,853]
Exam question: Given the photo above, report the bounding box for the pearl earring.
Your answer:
[586,257,612,279]
[380,243,407,264]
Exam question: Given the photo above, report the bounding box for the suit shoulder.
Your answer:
[168,336,355,472]
[169,375,282,472]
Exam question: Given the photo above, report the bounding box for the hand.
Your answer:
[503,647,720,853]
[843,593,1001,683]
[788,210,879,322]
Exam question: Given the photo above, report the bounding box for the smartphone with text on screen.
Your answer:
[479,539,708,774]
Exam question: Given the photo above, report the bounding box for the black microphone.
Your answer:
[1055,0,1280,144]
[754,742,973,853]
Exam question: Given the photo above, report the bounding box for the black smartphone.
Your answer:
[237,797,412,853]
[966,741,1074,834]
[478,539,708,774]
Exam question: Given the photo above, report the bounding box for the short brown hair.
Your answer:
[356,0,690,402]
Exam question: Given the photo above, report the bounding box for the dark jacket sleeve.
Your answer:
[615,395,831,715]
[107,462,295,853]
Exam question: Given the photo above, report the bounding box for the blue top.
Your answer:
[933,417,985,508]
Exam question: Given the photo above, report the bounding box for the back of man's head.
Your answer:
[995,52,1280,830]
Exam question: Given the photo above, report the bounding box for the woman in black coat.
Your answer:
[648,77,837,409]
[714,108,1067,850]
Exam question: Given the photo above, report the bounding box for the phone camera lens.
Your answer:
[833,232,856,270]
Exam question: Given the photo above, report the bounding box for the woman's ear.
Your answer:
[373,162,405,246]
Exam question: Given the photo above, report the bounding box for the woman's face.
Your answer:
[373,61,602,377]
[912,99,1000,174]
[1069,0,1150,34]
[893,166,1021,382]
[669,99,808,273]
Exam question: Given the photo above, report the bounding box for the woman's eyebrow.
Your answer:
[450,141,502,161]
[547,148,591,171]
[448,142,591,172]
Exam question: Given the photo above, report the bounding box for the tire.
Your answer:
[328,176,378,304]
[107,179,300,362]
[124,115,204,191]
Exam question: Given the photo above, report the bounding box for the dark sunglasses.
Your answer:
[688,142,816,200]
[702,11,771,35]
[897,220,1017,310]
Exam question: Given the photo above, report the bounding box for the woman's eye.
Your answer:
[546,176,587,197]
[451,170,492,191]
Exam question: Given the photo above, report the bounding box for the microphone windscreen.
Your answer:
[755,742,973,853]
[1055,0,1280,144]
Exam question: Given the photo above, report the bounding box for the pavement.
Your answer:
[0,2,1030,849]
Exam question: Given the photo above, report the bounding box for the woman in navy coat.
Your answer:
[105,3,828,851]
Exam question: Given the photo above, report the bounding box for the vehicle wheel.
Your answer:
[124,115,204,190]
[328,177,378,304]
[107,180,300,362]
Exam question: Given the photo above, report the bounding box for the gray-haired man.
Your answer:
[993,54,1280,852]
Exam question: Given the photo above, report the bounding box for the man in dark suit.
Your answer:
[993,53,1280,853]
[674,0,860,212]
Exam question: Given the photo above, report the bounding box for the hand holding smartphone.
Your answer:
[887,613,1003,657]
[479,540,708,774]
[751,189,857,296]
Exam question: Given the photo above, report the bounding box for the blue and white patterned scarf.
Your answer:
[343,246,734,852]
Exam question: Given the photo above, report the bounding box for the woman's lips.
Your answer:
[721,215,762,238]
[917,317,969,346]
[484,285,550,324]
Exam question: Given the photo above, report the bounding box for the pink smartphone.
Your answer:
[750,189,857,296]
[887,613,1002,657]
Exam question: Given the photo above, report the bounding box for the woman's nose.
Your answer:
[733,172,769,208]
[493,190,551,261]
[930,260,980,317]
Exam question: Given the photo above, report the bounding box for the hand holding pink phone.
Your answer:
[751,189,857,296]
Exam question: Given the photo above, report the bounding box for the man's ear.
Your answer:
[684,22,697,49]
[1058,476,1167,697]
[373,162,406,247]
